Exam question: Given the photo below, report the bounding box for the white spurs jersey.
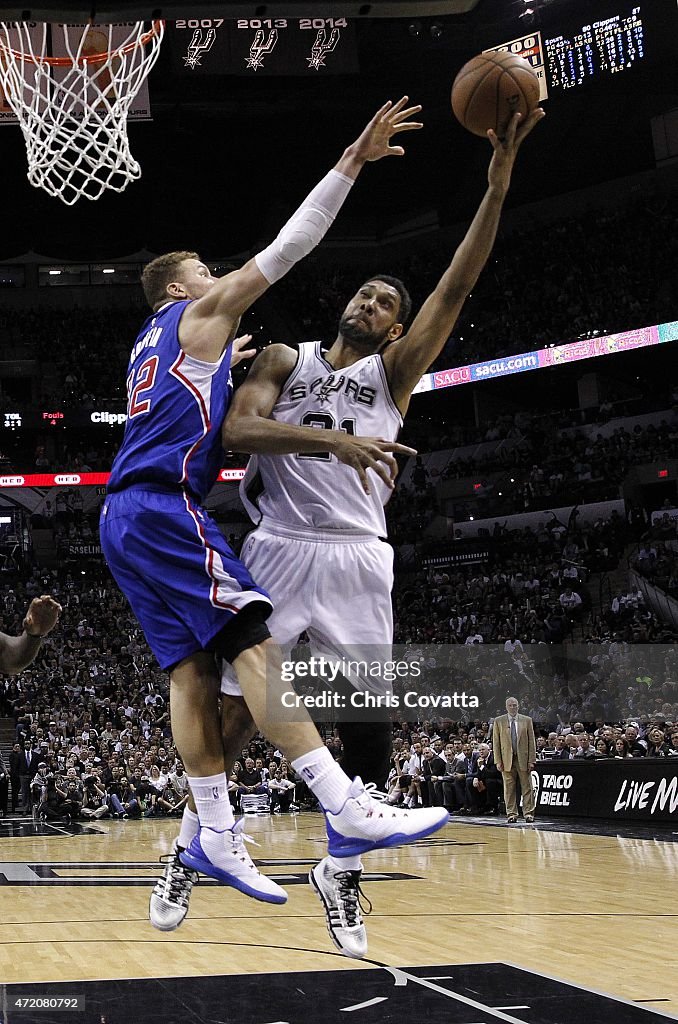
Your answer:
[240,342,403,536]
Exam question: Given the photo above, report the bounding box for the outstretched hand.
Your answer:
[349,96,423,163]
[486,107,545,194]
[230,334,257,368]
[331,433,417,495]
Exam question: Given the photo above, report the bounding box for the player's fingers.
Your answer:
[391,120,424,134]
[371,449,399,482]
[487,128,501,151]
[505,111,521,145]
[372,99,394,122]
[387,145,406,157]
[516,107,545,145]
[356,463,371,495]
[378,442,418,456]
[369,459,397,489]
[387,95,410,115]
[390,103,422,122]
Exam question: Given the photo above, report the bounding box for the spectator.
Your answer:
[645,726,671,758]
[236,758,268,807]
[574,734,597,759]
[268,770,296,814]
[594,738,612,758]
[613,738,633,759]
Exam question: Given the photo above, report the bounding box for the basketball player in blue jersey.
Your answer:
[200,106,542,958]
[101,98,451,931]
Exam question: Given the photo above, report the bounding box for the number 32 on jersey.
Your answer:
[127,356,159,418]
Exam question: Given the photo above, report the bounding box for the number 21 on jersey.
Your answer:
[298,412,355,461]
[126,356,159,418]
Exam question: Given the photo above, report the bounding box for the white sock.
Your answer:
[292,746,352,814]
[177,807,199,850]
[186,772,235,831]
[327,853,362,873]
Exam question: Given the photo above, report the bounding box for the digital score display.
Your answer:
[545,6,644,90]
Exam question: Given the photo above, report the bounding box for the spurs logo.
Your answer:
[307,27,340,70]
[245,28,279,71]
[315,373,345,404]
[182,27,217,70]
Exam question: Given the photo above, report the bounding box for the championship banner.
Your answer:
[484,32,548,102]
[171,17,358,76]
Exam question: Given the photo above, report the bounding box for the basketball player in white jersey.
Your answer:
[153,106,544,955]
[219,106,546,958]
[145,97,457,933]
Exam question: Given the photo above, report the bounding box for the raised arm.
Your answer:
[222,344,416,494]
[0,595,61,675]
[180,98,423,360]
[382,108,545,414]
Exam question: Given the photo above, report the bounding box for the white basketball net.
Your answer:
[0,21,164,205]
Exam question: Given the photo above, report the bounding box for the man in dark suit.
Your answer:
[452,743,477,813]
[470,743,502,814]
[422,746,447,807]
[0,751,8,816]
[553,735,572,760]
[18,740,42,812]
[8,741,22,812]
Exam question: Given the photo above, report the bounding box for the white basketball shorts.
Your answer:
[220,520,394,696]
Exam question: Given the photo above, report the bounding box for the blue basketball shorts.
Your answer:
[99,487,271,670]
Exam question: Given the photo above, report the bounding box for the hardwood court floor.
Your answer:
[0,813,676,1017]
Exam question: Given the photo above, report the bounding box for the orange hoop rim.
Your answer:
[0,19,164,67]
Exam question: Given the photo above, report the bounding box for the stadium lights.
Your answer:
[48,269,61,276]
[102,268,115,275]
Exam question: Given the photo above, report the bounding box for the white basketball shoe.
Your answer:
[179,819,288,904]
[150,838,199,932]
[309,857,370,958]
[325,776,449,857]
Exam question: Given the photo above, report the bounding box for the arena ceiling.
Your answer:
[0,0,675,260]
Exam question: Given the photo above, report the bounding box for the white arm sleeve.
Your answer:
[254,168,354,284]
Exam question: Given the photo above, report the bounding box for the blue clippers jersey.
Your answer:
[107,300,233,503]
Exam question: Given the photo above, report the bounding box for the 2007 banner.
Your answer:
[170,17,358,76]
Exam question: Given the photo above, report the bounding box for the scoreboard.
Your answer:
[170,17,358,75]
[485,1,672,100]
[544,6,643,92]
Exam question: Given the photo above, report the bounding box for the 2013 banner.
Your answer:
[170,17,358,76]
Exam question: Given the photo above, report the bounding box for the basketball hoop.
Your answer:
[0,20,164,205]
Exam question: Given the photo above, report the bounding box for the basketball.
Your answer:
[451,51,540,138]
